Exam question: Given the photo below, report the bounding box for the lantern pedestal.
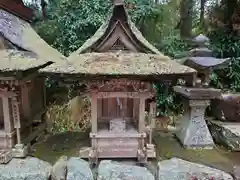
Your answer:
[174,86,221,149]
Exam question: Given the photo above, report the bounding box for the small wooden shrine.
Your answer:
[41,0,196,164]
[0,0,65,163]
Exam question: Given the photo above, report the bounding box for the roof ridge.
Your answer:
[68,2,163,56]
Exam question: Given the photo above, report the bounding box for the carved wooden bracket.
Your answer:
[86,79,155,93]
[94,91,154,99]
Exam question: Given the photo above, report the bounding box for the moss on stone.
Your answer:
[30,132,90,165]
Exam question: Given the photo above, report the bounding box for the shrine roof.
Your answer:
[69,3,162,56]
[0,49,51,73]
[40,2,196,80]
[41,52,196,76]
[0,9,66,64]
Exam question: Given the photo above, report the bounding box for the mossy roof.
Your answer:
[0,49,50,72]
[41,4,196,79]
[41,52,196,76]
[0,9,66,64]
[69,5,162,57]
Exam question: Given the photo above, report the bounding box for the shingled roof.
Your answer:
[70,52,195,75]
[0,49,51,73]
[0,9,65,64]
[41,1,196,81]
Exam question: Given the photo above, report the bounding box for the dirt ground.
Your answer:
[30,130,240,173]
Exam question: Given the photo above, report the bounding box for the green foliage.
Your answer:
[35,0,110,56]
[157,35,192,58]
[154,35,193,116]
[209,28,240,92]
[140,0,181,42]
[155,83,183,116]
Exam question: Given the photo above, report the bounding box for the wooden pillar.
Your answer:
[97,99,102,120]
[21,83,31,119]
[133,99,136,121]
[2,96,11,133]
[138,96,145,133]
[149,102,156,145]
[11,97,21,144]
[91,94,97,133]
[149,102,157,128]
[91,93,98,151]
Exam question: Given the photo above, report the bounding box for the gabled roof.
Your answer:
[41,1,196,82]
[0,9,66,64]
[69,3,162,58]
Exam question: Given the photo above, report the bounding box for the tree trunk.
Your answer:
[179,0,194,38]
[200,0,206,25]
[41,0,47,20]
[222,0,237,31]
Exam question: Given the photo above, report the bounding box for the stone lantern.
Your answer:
[174,34,231,149]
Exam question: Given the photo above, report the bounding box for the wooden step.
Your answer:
[98,147,138,158]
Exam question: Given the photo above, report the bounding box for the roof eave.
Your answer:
[0,0,33,22]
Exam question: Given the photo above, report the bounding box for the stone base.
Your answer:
[137,148,147,164]
[109,118,126,132]
[0,150,12,164]
[88,149,98,166]
[146,144,156,158]
[12,144,28,158]
[208,121,240,151]
[175,100,215,149]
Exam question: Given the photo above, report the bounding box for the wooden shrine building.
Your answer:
[41,0,196,164]
[0,0,65,163]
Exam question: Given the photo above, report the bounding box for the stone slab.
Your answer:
[67,157,94,180]
[208,121,240,151]
[51,156,68,180]
[97,160,154,180]
[0,157,52,180]
[158,158,233,180]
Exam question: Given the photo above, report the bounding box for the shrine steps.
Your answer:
[79,146,156,159]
